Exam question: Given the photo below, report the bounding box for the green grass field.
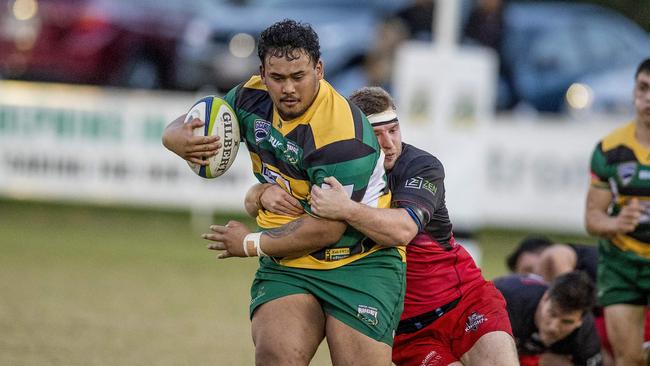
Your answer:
[0,199,596,365]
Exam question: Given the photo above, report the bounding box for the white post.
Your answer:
[435,0,461,49]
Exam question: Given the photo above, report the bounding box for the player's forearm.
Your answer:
[259,216,347,257]
[244,183,271,218]
[343,203,417,247]
[585,208,618,237]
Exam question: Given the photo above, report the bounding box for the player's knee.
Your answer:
[254,342,311,366]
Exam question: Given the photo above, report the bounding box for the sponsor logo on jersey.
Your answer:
[283,140,301,165]
[254,119,271,143]
[405,177,437,195]
[267,134,284,150]
[420,350,443,366]
[324,247,350,261]
[422,180,437,195]
[617,162,637,186]
[464,311,487,332]
[261,164,291,192]
[357,304,379,326]
[639,169,650,180]
[405,177,423,189]
[254,119,301,165]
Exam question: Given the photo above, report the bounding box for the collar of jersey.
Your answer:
[622,121,650,165]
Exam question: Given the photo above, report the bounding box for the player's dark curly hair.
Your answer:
[258,19,321,67]
[547,271,595,316]
[349,86,396,116]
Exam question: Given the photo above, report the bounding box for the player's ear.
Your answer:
[315,60,323,79]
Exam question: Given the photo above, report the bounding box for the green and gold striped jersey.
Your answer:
[223,76,403,269]
[590,121,650,259]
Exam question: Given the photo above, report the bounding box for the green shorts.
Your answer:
[597,240,650,307]
[249,248,406,346]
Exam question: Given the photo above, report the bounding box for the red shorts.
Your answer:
[392,281,513,366]
[594,307,650,353]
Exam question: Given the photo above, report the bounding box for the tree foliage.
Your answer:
[574,0,649,32]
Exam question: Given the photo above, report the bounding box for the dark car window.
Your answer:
[518,27,583,89]
[497,3,650,112]
[581,26,628,68]
[530,30,582,74]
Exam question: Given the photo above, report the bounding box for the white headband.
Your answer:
[367,109,398,126]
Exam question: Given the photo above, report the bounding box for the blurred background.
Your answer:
[1,0,649,364]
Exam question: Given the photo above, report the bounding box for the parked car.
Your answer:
[498,2,650,113]
[0,0,215,89]
[175,0,409,94]
[569,64,638,117]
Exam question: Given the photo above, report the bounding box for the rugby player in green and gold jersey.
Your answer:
[586,58,650,366]
[163,20,405,366]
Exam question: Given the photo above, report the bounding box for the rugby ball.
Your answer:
[184,96,240,178]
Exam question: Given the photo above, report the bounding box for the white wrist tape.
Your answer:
[254,233,268,257]
[243,232,267,257]
[242,234,253,257]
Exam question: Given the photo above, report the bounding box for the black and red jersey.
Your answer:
[389,143,484,319]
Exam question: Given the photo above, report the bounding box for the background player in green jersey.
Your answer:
[163,20,404,366]
[586,58,650,366]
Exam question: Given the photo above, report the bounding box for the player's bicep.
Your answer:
[396,206,421,235]
[393,201,428,232]
[586,185,612,214]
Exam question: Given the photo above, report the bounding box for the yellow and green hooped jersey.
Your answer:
[590,121,650,260]
[223,76,404,269]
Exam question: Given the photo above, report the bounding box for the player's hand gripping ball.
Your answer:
[185,96,240,178]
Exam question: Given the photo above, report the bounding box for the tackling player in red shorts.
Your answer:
[249,86,519,365]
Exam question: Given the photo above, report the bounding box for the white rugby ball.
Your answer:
[184,96,240,178]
